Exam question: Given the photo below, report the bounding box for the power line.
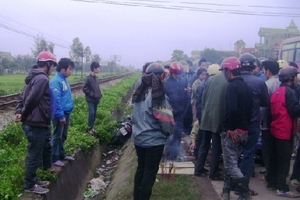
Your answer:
[74,0,300,17]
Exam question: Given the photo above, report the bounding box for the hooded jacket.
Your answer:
[15,69,51,127]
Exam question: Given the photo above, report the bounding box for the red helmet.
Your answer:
[37,51,57,65]
[221,57,241,71]
[145,62,164,75]
[169,61,184,74]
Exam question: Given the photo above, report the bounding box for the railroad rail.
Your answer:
[0,73,132,110]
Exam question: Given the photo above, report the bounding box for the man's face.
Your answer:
[62,65,73,78]
[199,62,207,69]
[262,68,271,80]
[94,67,100,74]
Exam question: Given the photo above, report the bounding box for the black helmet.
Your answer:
[239,53,257,70]
[279,66,298,82]
[145,62,164,75]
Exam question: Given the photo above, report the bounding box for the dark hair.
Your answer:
[198,58,207,66]
[90,62,100,71]
[187,60,193,66]
[56,58,73,72]
[142,62,152,73]
[289,62,298,69]
[231,68,240,76]
[262,61,279,75]
[196,68,207,77]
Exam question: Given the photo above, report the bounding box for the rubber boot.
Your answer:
[235,177,252,200]
[221,174,231,200]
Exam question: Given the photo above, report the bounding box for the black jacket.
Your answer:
[82,74,102,103]
[223,77,253,131]
[15,69,51,127]
[241,72,269,123]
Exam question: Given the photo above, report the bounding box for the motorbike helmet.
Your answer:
[37,51,57,66]
[169,61,184,74]
[221,57,241,71]
[239,53,257,70]
[277,60,289,69]
[145,62,164,75]
[279,66,298,82]
[207,64,221,75]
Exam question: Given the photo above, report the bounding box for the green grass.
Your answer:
[110,156,201,200]
[0,72,117,96]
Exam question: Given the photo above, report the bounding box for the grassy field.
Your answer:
[0,72,116,96]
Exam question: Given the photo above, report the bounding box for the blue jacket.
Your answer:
[50,72,74,119]
[131,90,167,147]
[164,75,190,119]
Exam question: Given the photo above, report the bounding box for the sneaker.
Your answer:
[209,174,224,181]
[194,168,209,177]
[25,184,49,194]
[276,190,300,198]
[36,180,50,187]
[87,129,96,136]
[54,160,65,167]
[291,179,299,187]
[64,156,75,161]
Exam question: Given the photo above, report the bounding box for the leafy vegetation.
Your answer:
[0,73,139,199]
[0,73,118,96]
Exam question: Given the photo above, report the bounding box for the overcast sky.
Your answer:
[1,0,300,68]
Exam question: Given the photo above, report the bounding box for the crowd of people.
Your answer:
[131,54,300,200]
[15,51,102,194]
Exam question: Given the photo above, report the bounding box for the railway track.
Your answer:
[0,73,131,110]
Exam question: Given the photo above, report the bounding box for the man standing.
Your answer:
[220,57,253,200]
[82,62,102,135]
[15,51,57,194]
[50,58,75,167]
[239,53,269,196]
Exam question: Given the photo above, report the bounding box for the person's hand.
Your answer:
[60,118,66,124]
[190,141,196,150]
[227,129,239,143]
[15,114,22,122]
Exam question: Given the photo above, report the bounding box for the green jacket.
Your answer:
[199,73,228,133]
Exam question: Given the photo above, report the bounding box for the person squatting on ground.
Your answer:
[220,57,253,200]
[131,63,170,200]
[265,66,300,198]
[194,64,228,180]
[50,58,75,167]
[82,62,102,136]
[164,61,191,161]
[15,51,57,194]
[239,53,269,196]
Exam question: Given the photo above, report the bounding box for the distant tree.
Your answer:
[14,54,36,72]
[84,46,92,72]
[201,48,223,64]
[31,35,55,57]
[70,37,84,76]
[91,54,101,63]
[171,50,189,61]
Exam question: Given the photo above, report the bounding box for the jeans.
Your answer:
[22,125,52,189]
[221,131,248,180]
[240,122,260,183]
[87,101,98,129]
[164,120,183,161]
[266,135,293,191]
[194,129,204,159]
[134,145,164,200]
[290,143,300,181]
[209,132,222,178]
[52,113,70,162]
